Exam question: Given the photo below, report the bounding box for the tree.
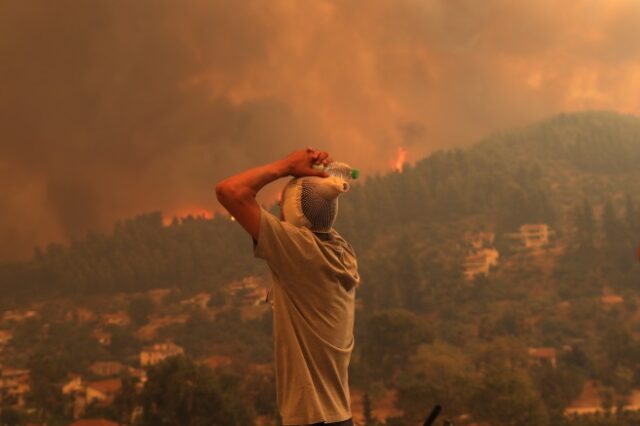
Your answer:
[358,309,431,383]
[0,407,22,426]
[363,391,378,426]
[602,198,623,243]
[113,370,138,425]
[128,296,155,327]
[469,366,549,426]
[533,364,586,421]
[396,342,475,423]
[27,352,69,424]
[574,199,596,249]
[140,355,254,426]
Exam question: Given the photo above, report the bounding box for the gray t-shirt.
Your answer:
[254,208,360,425]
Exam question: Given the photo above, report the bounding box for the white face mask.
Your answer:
[281,176,349,232]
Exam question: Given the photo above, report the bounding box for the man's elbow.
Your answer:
[215,182,252,206]
[215,181,231,203]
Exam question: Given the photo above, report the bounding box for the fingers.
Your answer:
[315,151,331,165]
[301,147,331,177]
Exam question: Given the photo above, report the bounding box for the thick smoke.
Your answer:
[1,0,640,260]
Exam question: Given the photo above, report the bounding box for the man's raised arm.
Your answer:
[215,148,330,240]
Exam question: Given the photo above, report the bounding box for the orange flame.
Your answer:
[163,206,214,225]
[390,147,407,172]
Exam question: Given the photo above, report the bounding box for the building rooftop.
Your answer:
[68,419,121,426]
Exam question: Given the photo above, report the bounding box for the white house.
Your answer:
[464,248,499,280]
[140,342,184,366]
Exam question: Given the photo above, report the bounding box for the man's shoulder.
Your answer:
[317,230,356,263]
[260,208,317,244]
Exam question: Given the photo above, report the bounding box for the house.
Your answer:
[67,419,121,426]
[241,287,266,307]
[2,310,37,323]
[463,248,499,280]
[465,231,495,250]
[0,368,30,407]
[65,308,96,323]
[227,276,267,307]
[62,374,85,395]
[127,367,147,388]
[228,276,262,295]
[519,224,550,249]
[140,342,184,366]
[200,355,232,370]
[601,294,624,306]
[181,292,212,309]
[85,378,121,404]
[101,312,130,327]
[89,361,124,377]
[136,314,188,341]
[63,376,123,419]
[92,329,112,346]
[528,347,557,368]
[0,330,13,347]
[147,288,171,305]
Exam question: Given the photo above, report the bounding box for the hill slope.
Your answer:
[1,110,639,304]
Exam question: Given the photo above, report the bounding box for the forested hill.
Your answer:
[1,110,640,306]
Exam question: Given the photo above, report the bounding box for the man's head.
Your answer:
[280,175,349,233]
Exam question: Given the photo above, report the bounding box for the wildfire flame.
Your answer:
[163,206,214,225]
[391,147,407,172]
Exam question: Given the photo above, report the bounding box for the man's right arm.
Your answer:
[215,149,331,240]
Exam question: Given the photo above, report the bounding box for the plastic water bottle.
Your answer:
[315,161,360,180]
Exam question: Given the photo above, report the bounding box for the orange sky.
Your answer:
[1,0,640,260]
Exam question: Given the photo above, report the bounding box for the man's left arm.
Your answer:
[215,149,331,240]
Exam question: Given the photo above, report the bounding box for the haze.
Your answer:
[2,0,640,260]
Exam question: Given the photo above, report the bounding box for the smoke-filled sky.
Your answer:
[2,0,640,260]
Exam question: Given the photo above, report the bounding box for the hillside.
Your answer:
[0,110,639,425]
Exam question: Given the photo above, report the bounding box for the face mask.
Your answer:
[281,175,349,233]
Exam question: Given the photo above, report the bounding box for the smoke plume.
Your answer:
[1,0,640,259]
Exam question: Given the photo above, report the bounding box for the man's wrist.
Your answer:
[271,159,291,178]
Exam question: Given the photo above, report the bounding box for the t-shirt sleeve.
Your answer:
[254,207,313,274]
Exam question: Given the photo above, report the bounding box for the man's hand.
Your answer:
[280,148,332,178]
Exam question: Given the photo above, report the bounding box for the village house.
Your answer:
[65,307,96,323]
[62,374,84,395]
[519,223,551,249]
[101,311,130,327]
[527,347,557,369]
[62,375,122,419]
[68,419,120,426]
[0,330,13,349]
[465,231,496,250]
[89,361,124,377]
[601,294,624,306]
[241,287,266,307]
[0,368,30,407]
[140,342,184,366]
[85,378,121,405]
[180,292,212,309]
[200,355,232,370]
[2,310,37,323]
[92,329,112,346]
[127,367,147,390]
[146,288,171,305]
[136,314,188,341]
[463,248,499,280]
[228,276,267,307]
[228,275,262,295]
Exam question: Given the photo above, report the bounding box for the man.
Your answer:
[216,148,359,426]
